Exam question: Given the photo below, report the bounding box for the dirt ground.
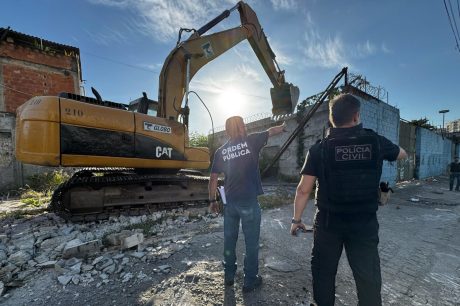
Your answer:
[0,176,459,306]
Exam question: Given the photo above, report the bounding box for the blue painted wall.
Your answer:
[357,96,400,186]
[415,127,453,179]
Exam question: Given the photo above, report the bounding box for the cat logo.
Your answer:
[156,146,172,158]
[202,42,214,58]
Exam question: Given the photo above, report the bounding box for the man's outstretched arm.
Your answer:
[290,174,316,235]
[397,147,407,160]
[267,122,287,137]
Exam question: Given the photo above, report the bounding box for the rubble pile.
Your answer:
[0,207,211,297]
[142,261,224,305]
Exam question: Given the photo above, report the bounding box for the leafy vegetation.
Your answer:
[0,210,26,220]
[27,169,71,192]
[19,169,71,208]
[410,117,436,131]
[20,189,49,207]
[0,208,45,221]
[189,132,209,148]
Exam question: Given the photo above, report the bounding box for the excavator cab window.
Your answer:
[128,92,158,116]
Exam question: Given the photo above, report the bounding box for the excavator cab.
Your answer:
[270,83,300,116]
[128,92,158,116]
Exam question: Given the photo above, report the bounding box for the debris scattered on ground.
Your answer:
[1,177,459,305]
[0,207,209,296]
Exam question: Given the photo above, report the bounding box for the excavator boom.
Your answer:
[158,1,299,122]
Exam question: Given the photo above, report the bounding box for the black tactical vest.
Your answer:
[317,128,381,213]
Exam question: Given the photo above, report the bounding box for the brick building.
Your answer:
[0,27,82,192]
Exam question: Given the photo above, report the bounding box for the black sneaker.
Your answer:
[242,275,262,293]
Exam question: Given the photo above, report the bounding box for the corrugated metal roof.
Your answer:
[0,27,80,54]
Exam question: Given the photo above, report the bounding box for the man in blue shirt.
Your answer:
[290,94,407,306]
[208,115,286,293]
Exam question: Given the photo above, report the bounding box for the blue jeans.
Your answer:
[450,173,460,190]
[223,200,261,287]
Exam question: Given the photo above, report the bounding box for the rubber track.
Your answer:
[50,169,211,222]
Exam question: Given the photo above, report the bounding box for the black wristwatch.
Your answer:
[291,218,301,224]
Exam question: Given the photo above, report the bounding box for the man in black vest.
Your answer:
[449,156,460,191]
[290,94,407,306]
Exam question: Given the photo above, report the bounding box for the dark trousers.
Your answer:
[449,173,460,191]
[311,210,382,306]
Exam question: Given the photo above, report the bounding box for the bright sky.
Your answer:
[2,0,459,134]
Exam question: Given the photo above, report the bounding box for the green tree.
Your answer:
[410,117,436,130]
[189,132,209,147]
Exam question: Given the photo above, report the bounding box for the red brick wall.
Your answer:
[2,64,76,112]
[0,40,80,113]
[1,41,78,71]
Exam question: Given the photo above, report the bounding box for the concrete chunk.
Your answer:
[103,264,116,274]
[8,250,32,267]
[57,275,72,286]
[106,230,133,246]
[37,261,57,268]
[121,233,144,249]
[62,240,101,259]
[95,257,113,271]
[129,251,145,259]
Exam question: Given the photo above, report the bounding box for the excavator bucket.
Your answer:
[270,83,300,116]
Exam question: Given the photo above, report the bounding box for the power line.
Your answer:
[457,0,460,19]
[444,0,460,52]
[80,50,160,74]
[448,0,460,44]
[0,83,34,97]
[0,48,273,103]
[80,51,271,101]
[80,50,275,101]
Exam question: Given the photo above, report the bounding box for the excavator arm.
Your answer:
[157,1,299,123]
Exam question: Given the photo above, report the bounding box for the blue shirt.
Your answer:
[211,131,268,203]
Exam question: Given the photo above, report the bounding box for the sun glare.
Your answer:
[217,87,246,116]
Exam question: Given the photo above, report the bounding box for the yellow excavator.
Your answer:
[15,1,299,220]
